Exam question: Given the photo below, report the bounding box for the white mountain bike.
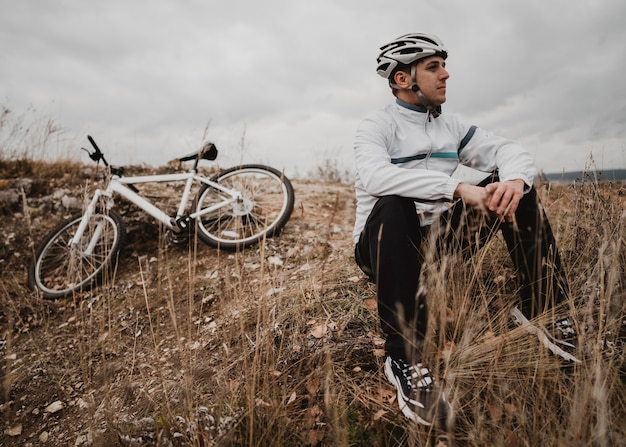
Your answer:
[28,135,295,299]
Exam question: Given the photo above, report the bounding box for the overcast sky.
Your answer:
[1,0,625,178]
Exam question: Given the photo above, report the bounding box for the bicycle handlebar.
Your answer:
[82,135,216,170]
[87,135,101,153]
[83,135,109,166]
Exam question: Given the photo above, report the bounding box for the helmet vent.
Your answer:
[398,48,423,55]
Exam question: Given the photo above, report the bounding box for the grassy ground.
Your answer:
[0,157,624,446]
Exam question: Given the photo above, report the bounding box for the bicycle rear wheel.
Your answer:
[193,164,294,250]
[28,210,126,299]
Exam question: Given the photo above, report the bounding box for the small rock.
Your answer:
[61,195,82,210]
[52,188,71,200]
[266,287,285,296]
[39,431,50,442]
[5,424,22,436]
[0,190,19,208]
[16,178,33,194]
[268,255,283,266]
[44,400,65,414]
[75,430,93,446]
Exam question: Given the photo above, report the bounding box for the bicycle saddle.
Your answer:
[179,143,218,162]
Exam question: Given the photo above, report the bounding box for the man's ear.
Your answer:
[393,71,411,89]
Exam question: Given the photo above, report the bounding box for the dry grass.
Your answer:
[0,145,625,446]
[0,104,68,161]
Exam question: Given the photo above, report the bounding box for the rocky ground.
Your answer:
[1,161,625,446]
[0,164,371,446]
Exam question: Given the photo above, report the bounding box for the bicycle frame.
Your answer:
[29,135,294,299]
[70,170,242,249]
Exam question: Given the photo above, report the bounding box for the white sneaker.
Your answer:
[384,356,452,427]
[510,306,581,363]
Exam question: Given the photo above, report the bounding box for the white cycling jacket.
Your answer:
[353,99,537,243]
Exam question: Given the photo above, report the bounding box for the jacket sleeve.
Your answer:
[456,120,537,189]
[355,115,460,201]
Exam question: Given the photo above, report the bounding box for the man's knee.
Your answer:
[354,241,374,280]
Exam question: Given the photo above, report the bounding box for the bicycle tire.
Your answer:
[192,164,294,250]
[28,210,126,299]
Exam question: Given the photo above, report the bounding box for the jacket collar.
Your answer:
[396,98,428,113]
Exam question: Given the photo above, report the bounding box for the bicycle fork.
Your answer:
[70,188,111,256]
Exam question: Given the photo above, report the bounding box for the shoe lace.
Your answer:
[554,317,576,339]
[400,362,434,390]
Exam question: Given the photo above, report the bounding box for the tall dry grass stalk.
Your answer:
[0,104,70,161]
[408,180,626,446]
[1,142,624,446]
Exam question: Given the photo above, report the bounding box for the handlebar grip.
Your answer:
[87,135,102,154]
[86,135,109,166]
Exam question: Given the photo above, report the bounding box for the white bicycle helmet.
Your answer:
[376,33,448,79]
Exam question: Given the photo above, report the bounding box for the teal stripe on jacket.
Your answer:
[391,152,458,164]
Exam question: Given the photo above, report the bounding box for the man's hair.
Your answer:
[389,63,412,82]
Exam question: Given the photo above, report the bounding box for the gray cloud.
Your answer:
[1,0,624,176]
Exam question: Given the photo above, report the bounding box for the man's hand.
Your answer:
[484,180,525,222]
[454,179,525,223]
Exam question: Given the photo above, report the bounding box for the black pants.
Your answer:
[354,182,569,360]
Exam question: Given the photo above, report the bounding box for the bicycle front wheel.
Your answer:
[193,164,294,250]
[28,210,126,299]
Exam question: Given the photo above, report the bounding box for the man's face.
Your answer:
[414,55,449,106]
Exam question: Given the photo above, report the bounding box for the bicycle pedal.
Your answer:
[166,230,189,246]
[172,215,191,231]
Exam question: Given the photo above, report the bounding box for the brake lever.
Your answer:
[85,135,108,166]
[81,147,101,162]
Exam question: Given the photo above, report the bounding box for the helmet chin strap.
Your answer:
[410,64,441,118]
